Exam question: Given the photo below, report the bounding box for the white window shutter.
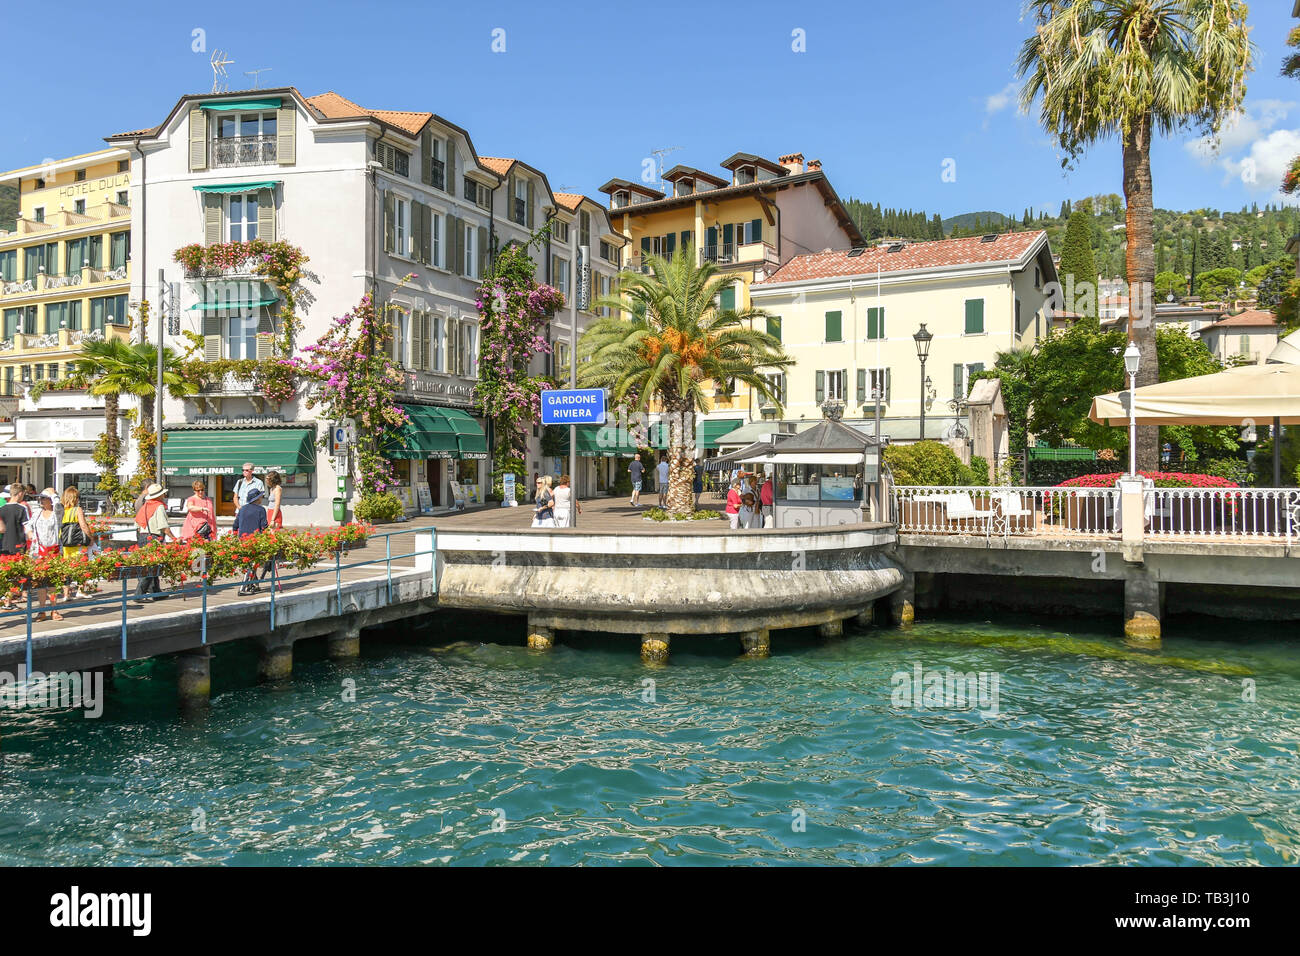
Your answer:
[276,105,295,165]
[189,108,207,172]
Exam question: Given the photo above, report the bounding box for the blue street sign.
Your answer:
[540,388,606,425]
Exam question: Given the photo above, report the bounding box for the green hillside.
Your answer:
[0,183,16,233]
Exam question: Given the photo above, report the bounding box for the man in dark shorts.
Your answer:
[0,485,28,557]
[628,454,644,507]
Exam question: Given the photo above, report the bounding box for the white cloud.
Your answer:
[1185,99,1295,160]
[1184,99,1300,205]
[985,82,1018,115]
[1233,128,1300,203]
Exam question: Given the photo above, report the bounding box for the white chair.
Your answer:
[945,492,993,535]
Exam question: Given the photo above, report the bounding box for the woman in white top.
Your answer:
[552,474,581,528]
[25,492,63,620]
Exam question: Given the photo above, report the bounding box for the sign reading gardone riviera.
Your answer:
[540,389,605,425]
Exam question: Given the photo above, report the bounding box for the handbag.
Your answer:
[60,511,88,547]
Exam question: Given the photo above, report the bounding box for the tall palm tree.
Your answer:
[72,339,197,482]
[580,245,791,516]
[1017,0,1252,470]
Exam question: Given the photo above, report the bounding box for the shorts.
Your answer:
[632,481,642,492]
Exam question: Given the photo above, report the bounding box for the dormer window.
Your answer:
[513,177,528,225]
[674,179,693,197]
[736,166,756,185]
[613,190,629,208]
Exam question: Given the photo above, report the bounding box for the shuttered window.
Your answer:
[866,306,885,340]
[964,298,984,334]
[719,285,735,313]
[825,310,842,342]
[766,316,781,341]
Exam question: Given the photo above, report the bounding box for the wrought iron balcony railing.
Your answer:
[211,135,277,168]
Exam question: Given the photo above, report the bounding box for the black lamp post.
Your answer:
[913,323,933,441]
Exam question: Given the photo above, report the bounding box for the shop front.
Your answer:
[160,423,318,516]
[573,423,640,497]
[386,403,489,514]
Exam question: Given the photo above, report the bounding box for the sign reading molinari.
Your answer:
[192,414,286,426]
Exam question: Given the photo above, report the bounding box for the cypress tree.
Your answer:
[1058,209,1098,316]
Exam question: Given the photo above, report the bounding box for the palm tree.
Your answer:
[1017,0,1252,470]
[72,339,197,483]
[580,245,791,516]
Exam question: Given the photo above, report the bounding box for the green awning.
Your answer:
[188,297,279,311]
[200,98,283,112]
[192,181,281,194]
[699,418,744,450]
[387,404,488,461]
[161,427,316,477]
[575,424,639,457]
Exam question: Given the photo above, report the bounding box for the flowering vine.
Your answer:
[474,243,564,500]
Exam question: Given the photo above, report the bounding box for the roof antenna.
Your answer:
[210,50,234,92]
[651,146,682,193]
[244,67,272,89]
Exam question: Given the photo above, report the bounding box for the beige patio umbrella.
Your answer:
[1090,362,1300,427]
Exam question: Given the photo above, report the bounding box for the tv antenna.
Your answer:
[651,146,682,192]
[244,67,272,89]
[210,50,234,92]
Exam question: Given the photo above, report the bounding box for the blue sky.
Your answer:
[7,0,1300,218]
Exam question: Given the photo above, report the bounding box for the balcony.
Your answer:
[0,322,131,356]
[703,241,778,268]
[0,265,128,300]
[211,135,277,168]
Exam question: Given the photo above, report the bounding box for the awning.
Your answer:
[387,404,488,460]
[705,441,774,472]
[1089,362,1300,427]
[699,418,744,449]
[59,459,98,474]
[188,297,279,311]
[161,427,317,476]
[200,98,283,111]
[192,181,281,194]
[741,451,866,466]
[575,424,639,457]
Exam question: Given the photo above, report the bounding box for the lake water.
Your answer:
[1,614,1296,865]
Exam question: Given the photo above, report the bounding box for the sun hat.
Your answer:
[245,486,264,503]
[144,483,166,500]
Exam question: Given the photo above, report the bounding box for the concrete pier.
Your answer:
[526,620,556,651]
[327,624,362,660]
[819,619,844,638]
[853,606,875,628]
[176,648,211,709]
[258,641,293,682]
[641,633,670,663]
[1124,567,1162,648]
[739,628,770,658]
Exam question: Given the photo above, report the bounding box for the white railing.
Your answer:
[893,485,1119,538]
[893,484,1300,544]
[1145,487,1300,543]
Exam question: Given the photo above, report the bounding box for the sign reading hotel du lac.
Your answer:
[540,388,606,425]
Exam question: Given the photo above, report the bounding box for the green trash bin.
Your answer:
[333,497,347,522]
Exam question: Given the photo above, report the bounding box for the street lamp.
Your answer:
[913,323,933,441]
[1123,341,1140,477]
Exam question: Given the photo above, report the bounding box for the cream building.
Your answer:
[748,230,1057,449]
[1195,309,1280,366]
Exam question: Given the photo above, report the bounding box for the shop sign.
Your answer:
[192,414,287,426]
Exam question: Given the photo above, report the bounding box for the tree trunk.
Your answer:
[103,392,120,461]
[1123,111,1160,472]
[665,402,696,516]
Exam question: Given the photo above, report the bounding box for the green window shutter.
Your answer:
[526,180,535,227]
[446,214,459,273]
[825,310,842,342]
[189,108,207,172]
[446,138,456,195]
[719,285,735,312]
[257,188,275,241]
[478,225,488,278]
[815,370,825,405]
[964,298,984,334]
[766,316,781,341]
[856,368,866,404]
[411,202,425,263]
[641,237,651,255]
[421,130,433,186]
[276,105,295,165]
[867,307,884,340]
[751,218,762,243]
[706,225,717,248]
[680,230,691,253]
[384,194,396,253]
[884,368,892,402]
[722,223,733,247]
[69,300,81,331]
[953,364,963,400]
[203,194,222,246]
[665,232,676,256]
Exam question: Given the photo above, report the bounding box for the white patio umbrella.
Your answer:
[1089,362,1300,427]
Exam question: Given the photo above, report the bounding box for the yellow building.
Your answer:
[599,152,862,448]
[0,148,135,488]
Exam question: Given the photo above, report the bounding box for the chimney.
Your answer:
[807,158,822,172]
[778,152,805,175]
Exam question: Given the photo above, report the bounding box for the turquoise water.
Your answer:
[0,615,1297,865]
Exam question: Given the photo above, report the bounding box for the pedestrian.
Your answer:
[553,474,580,528]
[760,472,774,527]
[133,483,175,602]
[693,460,704,511]
[739,492,758,529]
[180,480,215,542]
[0,485,28,558]
[233,462,266,510]
[531,475,555,528]
[264,471,284,529]
[234,486,269,595]
[726,479,742,530]
[656,456,670,507]
[628,454,644,507]
[25,492,62,621]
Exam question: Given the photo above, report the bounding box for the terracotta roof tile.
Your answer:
[758,230,1046,284]
[478,157,516,177]
[1205,309,1278,329]
[305,92,430,135]
[553,192,584,211]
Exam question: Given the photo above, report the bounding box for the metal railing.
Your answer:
[211,135,277,168]
[701,243,735,263]
[0,525,437,674]
[893,484,1300,544]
